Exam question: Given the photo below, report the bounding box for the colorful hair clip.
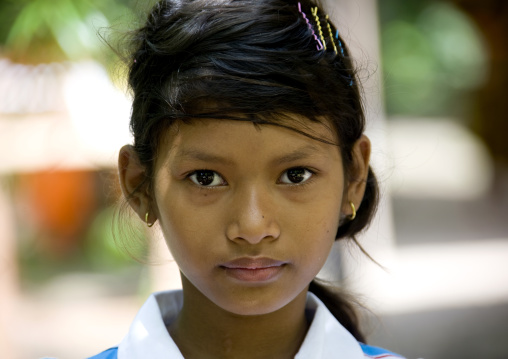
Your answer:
[335,30,353,86]
[297,2,324,51]
[311,7,326,51]
[325,15,338,55]
[335,29,346,57]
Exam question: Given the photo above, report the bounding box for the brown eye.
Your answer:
[279,167,313,184]
[189,170,226,187]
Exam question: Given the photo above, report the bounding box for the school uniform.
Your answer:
[88,290,404,359]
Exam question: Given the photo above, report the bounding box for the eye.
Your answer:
[188,170,226,187]
[279,167,314,184]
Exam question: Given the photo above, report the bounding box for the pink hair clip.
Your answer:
[297,2,324,51]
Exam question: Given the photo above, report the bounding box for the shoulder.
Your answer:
[360,343,405,359]
[86,347,118,359]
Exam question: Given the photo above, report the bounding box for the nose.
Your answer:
[225,184,280,245]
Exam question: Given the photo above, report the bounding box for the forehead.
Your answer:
[156,117,341,167]
[163,114,338,148]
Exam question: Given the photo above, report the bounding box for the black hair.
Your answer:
[124,0,378,343]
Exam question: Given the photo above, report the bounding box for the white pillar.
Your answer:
[0,179,19,358]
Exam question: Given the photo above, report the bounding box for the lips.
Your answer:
[220,257,287,282]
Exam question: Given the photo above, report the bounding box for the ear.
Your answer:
[342,135,371,217]
[118,145,153,222]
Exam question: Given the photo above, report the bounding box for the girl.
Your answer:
[90,0,404,358]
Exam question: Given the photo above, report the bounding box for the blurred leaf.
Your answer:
[2,0,136,63]
[419,3,488,90]
[83,205,147,271]
[5,0,46,50]
[380,0,487,117]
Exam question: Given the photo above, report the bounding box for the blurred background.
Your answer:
[0,0,507,358]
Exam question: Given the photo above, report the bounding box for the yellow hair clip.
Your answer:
[311,7,326,50]
[325,15,338,55]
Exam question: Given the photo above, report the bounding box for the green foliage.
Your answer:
[82,205,148,271]
[379,0,487,117]
[17,204,148,287]
[0,0,136,63]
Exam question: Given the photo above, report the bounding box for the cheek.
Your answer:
[158,202,206,248]
[299,188,343,237]
[157,207,217,285]
[153,180,217,266]
[290,200,341,272]
[302,218,337,264]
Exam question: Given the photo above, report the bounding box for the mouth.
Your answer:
[220,257,287,282]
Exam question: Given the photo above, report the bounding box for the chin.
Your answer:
[208,287,306,317]
[217,299,289,317]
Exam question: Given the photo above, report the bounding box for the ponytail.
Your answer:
[308,280,366,343]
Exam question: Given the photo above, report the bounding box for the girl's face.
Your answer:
[152,118,347,316]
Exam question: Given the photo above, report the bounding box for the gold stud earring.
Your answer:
[145,211,155,227]
[349,202,356,221]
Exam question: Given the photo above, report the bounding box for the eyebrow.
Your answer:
[174,148,235,165]
[270,145,324,166]
[174,144,324,166]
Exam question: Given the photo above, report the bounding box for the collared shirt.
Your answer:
[87,290,404,359]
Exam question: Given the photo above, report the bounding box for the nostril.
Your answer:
[225,212,280,245]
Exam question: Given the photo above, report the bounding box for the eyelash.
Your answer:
[187,170,227,188]
[278,167,316,187]
[185,167,317,188]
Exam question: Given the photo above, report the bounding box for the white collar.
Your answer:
[118,290,364,359]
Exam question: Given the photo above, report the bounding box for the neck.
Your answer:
[168,276,310,359]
